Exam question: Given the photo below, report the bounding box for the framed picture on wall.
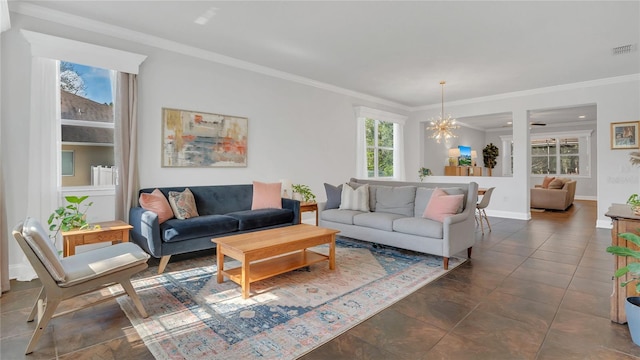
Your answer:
[162,108,248,167]
[611,121,640,150]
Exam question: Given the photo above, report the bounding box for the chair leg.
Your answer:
[158,255,171,274]
[27,287,46,322]
[120,279,148,318]
[479,209,485,235]
[482,209,492,232]
[25,298,60,355]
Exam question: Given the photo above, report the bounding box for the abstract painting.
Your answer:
[162,108,248,167]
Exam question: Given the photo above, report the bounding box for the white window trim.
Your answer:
[21,30,146,74]
[354,106,407,180]
[501,129,593,177]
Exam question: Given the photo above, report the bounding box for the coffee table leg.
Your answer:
[241,259,250,299]
[329,235,336,270]
[216,245,224,284]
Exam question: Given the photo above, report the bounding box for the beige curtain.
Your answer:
[0,150,9,295]
[114,73,139,222]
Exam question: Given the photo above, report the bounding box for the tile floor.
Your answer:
[2,200,639,359]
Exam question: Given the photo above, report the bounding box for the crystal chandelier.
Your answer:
[427,81,459,143]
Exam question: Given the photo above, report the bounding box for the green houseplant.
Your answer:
[418,167,432,182]
[606,232,640,346]
[482,143,499,176]
[628,194,640,215]
[291,184,316,203]
[47,195,93,239]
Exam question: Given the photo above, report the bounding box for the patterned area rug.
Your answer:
[117,237,464,359]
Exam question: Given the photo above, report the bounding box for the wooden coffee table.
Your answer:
[212,224,339,298]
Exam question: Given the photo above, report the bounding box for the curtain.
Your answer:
[1,0,10,33]
[114,72,138,222]
[0,125,8,294]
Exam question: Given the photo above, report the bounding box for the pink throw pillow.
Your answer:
[252,181,282,210]
[422,188,464,222]
[139,189,174,224]
[541,176,555,189]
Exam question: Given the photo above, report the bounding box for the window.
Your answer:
[366,118,395,178]
[59,61,116,187]
[500,130,592,177]
[355,106,406,180]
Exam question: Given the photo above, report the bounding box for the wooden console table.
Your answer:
[605,203,640,324]
[444,166,482,176]
[61,220,133,257]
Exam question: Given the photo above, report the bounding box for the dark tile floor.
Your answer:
[2,200,639,359]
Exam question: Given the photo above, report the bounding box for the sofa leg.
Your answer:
[443,257,449,270]
[158,255,171,274]
[468,247,472,259]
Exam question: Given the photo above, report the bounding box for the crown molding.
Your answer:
[413,73,640,111]
[10,2,411,112]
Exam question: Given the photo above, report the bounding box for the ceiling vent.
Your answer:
[612,44,636,55]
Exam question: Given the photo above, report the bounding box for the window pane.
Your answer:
[365,118,375,147]
[378,149,394,177]
[560,138,579,154]
[60,62,113,123]
[62,125,114,144]
[560,155,579,175]
[378,121,394,147]
[531,156,556,174]
[367,148,375,177]
[61,144,115,186]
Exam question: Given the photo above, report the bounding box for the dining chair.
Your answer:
[12,217,150,355]
[476,187,495,235]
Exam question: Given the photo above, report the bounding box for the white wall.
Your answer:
[407,78,640,224]
[1,13,408,279]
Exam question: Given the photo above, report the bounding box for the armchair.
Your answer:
[530,178,577,210]
[12,217,150,354]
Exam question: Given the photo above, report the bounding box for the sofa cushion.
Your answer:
[340,183,370,212]
[251,181,282,210]
[226,208,294,231]
[168,188,199,219]
[139,188,174,224]
[321,208,364,225]
[348,182,378,211]
[161,215,239,243]
[324,183,343,209]
[548,178,565,189]
[354,212,405,232]
[393,217,444,239]
[423,188,464,222]
[414,188,434,217]
[375,186,416,217]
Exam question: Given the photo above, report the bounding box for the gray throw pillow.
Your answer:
[324,183,343,209]
[376,186,417,217]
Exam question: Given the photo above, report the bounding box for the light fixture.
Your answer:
[471,150,478,166]
[448,148,460,166]
[427,81,459,143]
[578,115,586,119]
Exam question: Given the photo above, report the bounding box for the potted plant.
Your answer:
[418,167,432,182]
[606,232,640,346]
[291,184,316,203]
[628,194,640,215]
[47,195,93,239]
[482,143,499,176]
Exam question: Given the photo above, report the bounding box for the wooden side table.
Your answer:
[61,220,133,257]
[299,202,319,226]
[605,204,640,324]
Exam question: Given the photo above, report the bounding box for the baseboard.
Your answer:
[575,195,597,201]
[484,209,530,220]
[596,219,613,229]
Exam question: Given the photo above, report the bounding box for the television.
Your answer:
[458,145,472,166]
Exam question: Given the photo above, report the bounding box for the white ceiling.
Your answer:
[11,1,640,112]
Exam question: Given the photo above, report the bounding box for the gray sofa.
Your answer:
[319,178,478,269]
[129,184,300,273]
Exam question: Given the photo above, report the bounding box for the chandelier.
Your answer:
[427,81,459,143]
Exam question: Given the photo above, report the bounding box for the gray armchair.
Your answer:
[12,217,150,354]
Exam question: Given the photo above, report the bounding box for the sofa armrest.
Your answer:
[282,198,301,224]
[129,207,163,258]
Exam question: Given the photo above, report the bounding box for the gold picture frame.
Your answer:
[611,121,640,150]
[162,108,248,167]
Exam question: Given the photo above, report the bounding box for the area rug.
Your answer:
[116,237,464,359]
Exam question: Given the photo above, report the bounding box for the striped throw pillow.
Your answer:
[339,183,370,212]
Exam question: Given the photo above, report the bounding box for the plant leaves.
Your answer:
[620,232,640,248]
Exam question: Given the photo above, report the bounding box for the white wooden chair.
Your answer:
[12,217,150,355]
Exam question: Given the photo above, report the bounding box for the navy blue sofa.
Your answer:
[129,184,300,273]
